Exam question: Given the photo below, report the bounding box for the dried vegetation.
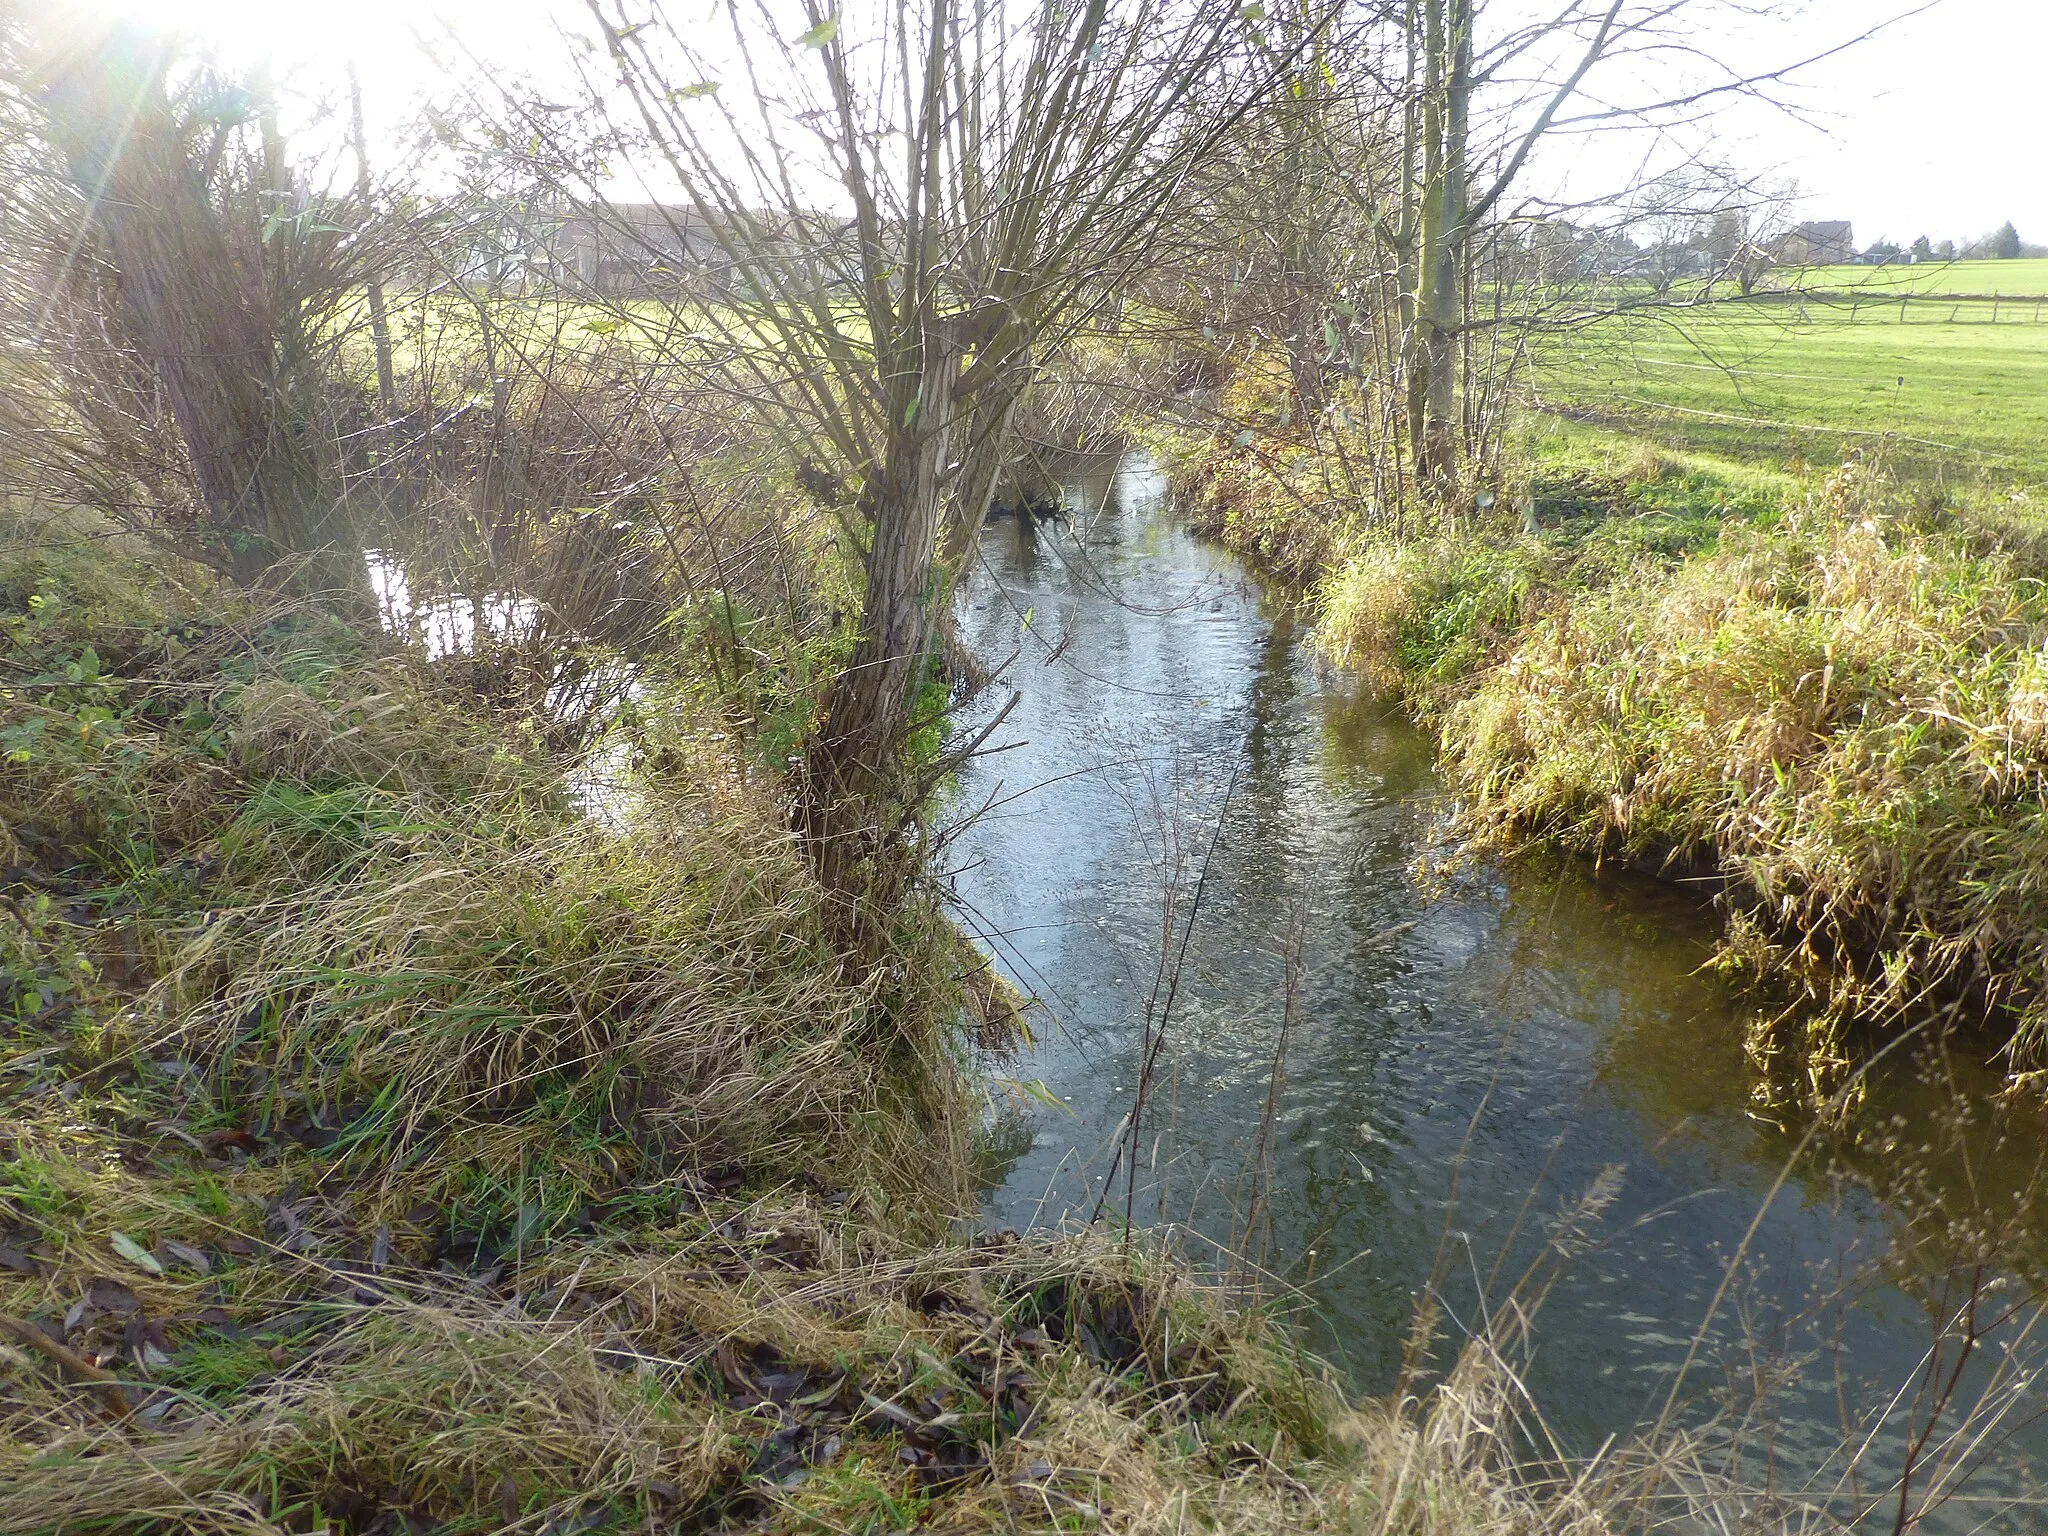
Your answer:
[1,513,1693,1534]
[1290,427,2048,1096]
[1436,461,2048,1094]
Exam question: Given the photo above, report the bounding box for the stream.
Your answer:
[950,454,2047,1527]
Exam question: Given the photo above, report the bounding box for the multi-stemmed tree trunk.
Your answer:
[589,0,1287,961]
[1398,0,1650,504]
[799,316,969,936]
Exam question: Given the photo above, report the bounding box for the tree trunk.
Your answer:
[35,18,343,592]
[347,66,398,421]
[1405,0,1471,499]
[801,321,964,953]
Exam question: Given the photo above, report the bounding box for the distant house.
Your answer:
[552,202,860,299]
[554,203,727,297]
[1772,220,1855,267]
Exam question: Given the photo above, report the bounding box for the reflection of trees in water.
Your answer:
[953,475,2048,1524]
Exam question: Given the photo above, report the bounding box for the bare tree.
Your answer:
[572,0,1297,954]
[1389,1,1926,496]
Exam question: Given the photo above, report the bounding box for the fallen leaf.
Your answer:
[85,1277,141,1318]
[156,1240,210,1276]
[758,1368,810,1403]
[111,1231,164,1276]
[861,1392,925,1433]
[150,1122,208,1154]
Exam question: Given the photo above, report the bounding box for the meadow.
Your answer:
[1533,264,2048,489]
[1771,257,2048,296]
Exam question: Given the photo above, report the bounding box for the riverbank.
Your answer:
[0,512,1673,1532]
[1166,411,2048,1097]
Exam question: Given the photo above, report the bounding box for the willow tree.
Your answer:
[584,0,1301,953]
[1393,0,1639,492]
[1390,0,1889,495]
[21,9,369,595]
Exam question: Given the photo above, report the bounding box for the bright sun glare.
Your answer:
[124,0,380,61]
[105,0,533,90]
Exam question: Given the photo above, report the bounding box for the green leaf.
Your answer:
[0,717,46,763]
[668,81,720,100]
[1239,2,1265,18]
[998,1077,1072,1114]
[111,1231,164,1276]
[793,16,839,47]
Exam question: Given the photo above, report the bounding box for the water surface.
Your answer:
[949,457,2046,1527]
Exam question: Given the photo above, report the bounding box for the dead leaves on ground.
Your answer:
[0,1193,1270,1534]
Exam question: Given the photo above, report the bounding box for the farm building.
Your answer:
[552,202,861,298]
[553,203,727,296]
[1773,220,1855,266]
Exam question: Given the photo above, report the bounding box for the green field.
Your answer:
[1534,275,2048,489]
[1770,257,2048,296]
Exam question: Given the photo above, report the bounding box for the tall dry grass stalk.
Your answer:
[1349,461,2048,1094]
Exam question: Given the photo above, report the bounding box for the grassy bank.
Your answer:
[0,513,1660,1534]
[1175,401,2048,1096]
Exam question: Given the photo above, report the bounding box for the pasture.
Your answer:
[1532,271,2048,489]
[1769,257,2048,296]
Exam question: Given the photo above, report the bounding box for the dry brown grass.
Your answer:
[1434,462,2048,1093]
[139,756,968,1215]
[1,1197,1743,1536]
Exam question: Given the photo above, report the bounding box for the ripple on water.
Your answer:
[950,452,2048,1527]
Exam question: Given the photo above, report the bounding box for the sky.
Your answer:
[1699,0,2048,247]
[105,0,2048,249]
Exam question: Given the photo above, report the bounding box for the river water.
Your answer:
[949,455,2046,1527]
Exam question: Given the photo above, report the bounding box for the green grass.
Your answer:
[1308,430,2048,1098]
[3,509,1645,1536]
[1769,258,2048,295]
[1533,292,2048,488]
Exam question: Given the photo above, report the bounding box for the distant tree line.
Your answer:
[1864,222,2043,264]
